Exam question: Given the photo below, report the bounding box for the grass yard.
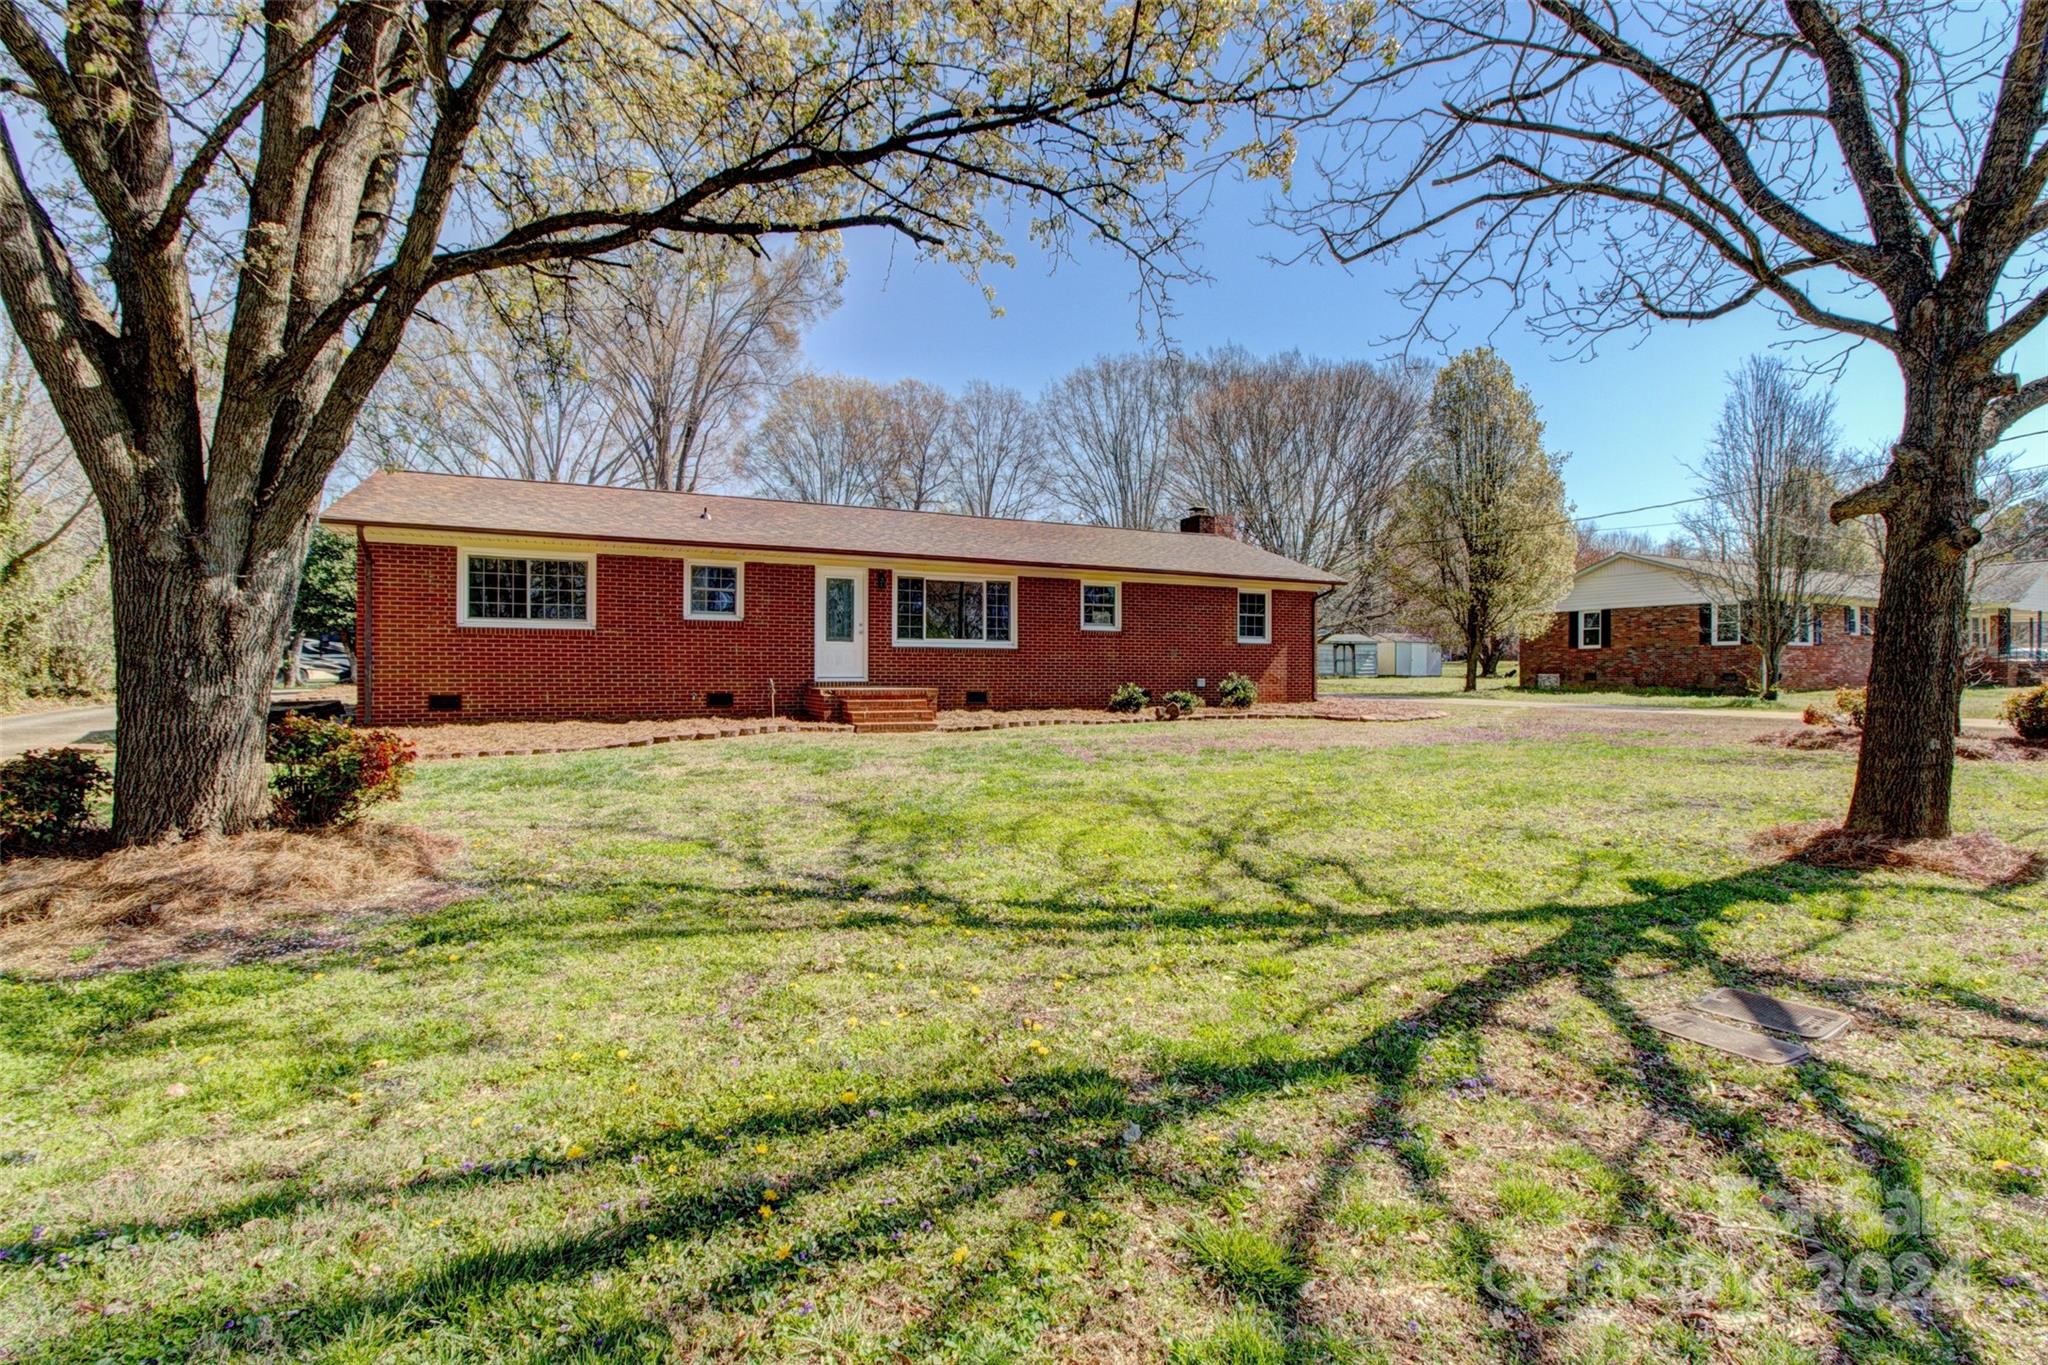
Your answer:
[4,710,2047,1362]
[1320,665,2028,720]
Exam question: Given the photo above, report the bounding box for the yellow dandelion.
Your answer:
[347,1091,365,1105]
[758,1204,775,1219]
[666,1163,678,1175]
[554,1032,566,1043]
[761,1092,776,1102]
[754,1142,770,1156]
[472,1116,484,1128]
[846,1016,860,1029]
[569,1051,585,1062]
[623,1081,639,1096]
[447,952,461,962]
[312,972,324,981]
[1065,1158,1077,1168]
[895,961,906,972]
[615,1048,631,1060]
[775,1244,793,1261]
[951,1246,969,1264]
[762,1188,780,1202]
[370,1058,390,1070]
[565,1143,589,1160]
[839,1089,858,1105]
[1048,1210,1067,1228]
[429,1218,447,1228]
[196,1054,216,1067]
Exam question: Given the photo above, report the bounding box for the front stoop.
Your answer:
[801,684,940,732]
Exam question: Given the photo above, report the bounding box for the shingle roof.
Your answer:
[321,471,1345,586]
[1584,551,1883,601]
[1972,559,2048,606]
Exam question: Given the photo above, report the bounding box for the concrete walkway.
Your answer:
[0,704,116,758]
[1391,692,2009,730]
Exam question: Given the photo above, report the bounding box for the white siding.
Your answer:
[1557,558,1708,611]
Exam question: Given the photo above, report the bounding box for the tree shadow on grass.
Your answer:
[22,840,2032,1363]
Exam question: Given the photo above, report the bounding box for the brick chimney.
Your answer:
[1178,504,1238,538]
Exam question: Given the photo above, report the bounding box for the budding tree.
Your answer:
[1293,0,2048,838]
[1378,349,1575,692]
[0,0,1378,840]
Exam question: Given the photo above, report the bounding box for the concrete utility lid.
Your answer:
[1642,1008,1812,1065]
[1688,986,1852,1041]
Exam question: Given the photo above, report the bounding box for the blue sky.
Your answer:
[803,177,2048,536]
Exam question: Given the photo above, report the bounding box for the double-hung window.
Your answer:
[1237,590,1270,644]
[686,562,742,619]
[894,575,1014,646]
[1081,582,1121,631]
[1576,611,1603,649]
[460,550,592,627]
[1710,603,1741,646]
[1789,604,1820,646]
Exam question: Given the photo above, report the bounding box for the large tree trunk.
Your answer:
[107,521,306,843]
[1841,364,1984,840]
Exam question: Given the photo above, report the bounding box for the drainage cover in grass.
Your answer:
[1688,986,1852,1041]
[1642,1008,1812,1064]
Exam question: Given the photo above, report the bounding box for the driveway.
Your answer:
[0,704,116,758]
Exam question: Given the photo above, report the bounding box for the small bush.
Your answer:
[1217,672,1258,709]
[1801,705,1835,727]
[1108,682,1149,713]
[1162,689,1203,713]
[267,713,415,828]
[2005,684,2048,742]
[0,748,108,856]
[1833,687,1867,728]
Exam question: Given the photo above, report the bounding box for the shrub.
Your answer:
[2005,684,2048,742]
[0,747,108,856]
[1162,689,1203,713]
[1832,687,1867,728]
[1108,682,1149,713]
[1217,672,1257,709]
[267,713,415,827]
[1801,705,1835,727]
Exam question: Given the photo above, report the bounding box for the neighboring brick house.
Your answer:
[1522,551,2048,693]
[1521,552,1880,692]
[319,472,1341,726]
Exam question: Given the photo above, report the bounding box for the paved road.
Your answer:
[0,704,116,758]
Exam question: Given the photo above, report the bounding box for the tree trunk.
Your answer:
[107,522,306,843]
[1841,366,1984,840]
[1462,622,1480,691]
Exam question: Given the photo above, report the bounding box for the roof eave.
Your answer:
[322,513,1345,589]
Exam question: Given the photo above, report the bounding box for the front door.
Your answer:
[814,566,868,681]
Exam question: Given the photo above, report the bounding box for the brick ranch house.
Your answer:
[320,471,1342,727]
[1522,551,2048,693]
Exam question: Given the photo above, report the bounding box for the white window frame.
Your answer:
[456,547,596,629]
[684,559,745,621]
[1079,580,1121,632]
[892,573,1019,649]
[1967,615,1994,650]
[1710,603,1741,646]
[1236,589,1271,645]
[1844,604,1868,637]
[1576,611,1603,649]
[1788,603,1819,647]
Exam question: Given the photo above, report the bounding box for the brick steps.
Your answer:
[802,683,939,732]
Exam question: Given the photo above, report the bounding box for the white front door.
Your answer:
[814,566,868,681]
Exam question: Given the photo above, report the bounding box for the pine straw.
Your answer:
[0,823,456,976]
[1754,820,2045,888]
[1754,725,2048,761]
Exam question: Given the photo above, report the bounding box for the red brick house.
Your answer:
[1521,552,1879,692]
[1522,551,2048,693]
[320,472,1341,726]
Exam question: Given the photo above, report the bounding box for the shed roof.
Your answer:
[323,471,1345,587]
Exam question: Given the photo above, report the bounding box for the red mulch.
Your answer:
[1755,821,2045,888]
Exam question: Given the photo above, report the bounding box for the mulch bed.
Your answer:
[1755,725,2048,762]
[394,716,841,760]
[400,701,1453,756]
[1755,820,2045,888]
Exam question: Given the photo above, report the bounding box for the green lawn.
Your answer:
[1321,664,2027,719]
[5,713,2047,1362]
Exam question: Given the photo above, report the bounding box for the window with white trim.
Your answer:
[1237,590,1269,644]
[1576,611,1603,649]
[1080,582,1120,631]
[460,550,591,626]
[1967,615,1994,650]
[1844,604,1871,637]
[686,561,742,619]
[1788,604,1819,646]
[1710,603,1741,646]
[894,575,1014,646]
